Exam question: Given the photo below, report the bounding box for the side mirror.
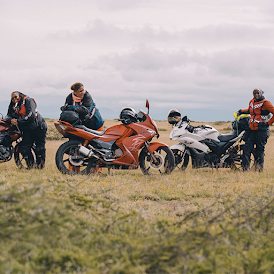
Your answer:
[146,100,150,114]
[182,115,188,122]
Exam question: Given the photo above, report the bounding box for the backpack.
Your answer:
[83,103,104,130]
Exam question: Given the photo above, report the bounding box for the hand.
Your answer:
[11,118,18,126]
[60,105,70,111]
[74,106,88,116]
[236,110,241,116]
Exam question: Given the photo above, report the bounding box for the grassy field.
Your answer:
[1,119,274,273]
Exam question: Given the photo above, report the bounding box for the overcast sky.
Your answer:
[1,0,274,121]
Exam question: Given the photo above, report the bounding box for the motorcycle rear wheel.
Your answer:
[55,140,95,175]
[229,144,256,171]
[139,146,175,175]
[171,149,189,171]
[14,145,36,169]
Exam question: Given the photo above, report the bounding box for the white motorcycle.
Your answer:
[168,109,253,170]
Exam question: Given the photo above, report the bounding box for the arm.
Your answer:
[263,101,274,125]
[238,108,250,114]
[81,92,93,109]
[73,93,92,117]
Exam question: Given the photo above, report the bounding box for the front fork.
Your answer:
[144,141,158,162]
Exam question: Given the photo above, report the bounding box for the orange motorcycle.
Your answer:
[55,101,175,175]
[0,115,36,168]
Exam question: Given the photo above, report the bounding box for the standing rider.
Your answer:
[238,88,274,171]
[5,91,47,169]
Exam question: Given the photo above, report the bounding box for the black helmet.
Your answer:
[59,110,80,125]
[119,107,137,125]
[167,108,181,124]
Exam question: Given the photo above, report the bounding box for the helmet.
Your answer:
[59,110,80,125]
[119,107,137,125]
[167,108,181,124]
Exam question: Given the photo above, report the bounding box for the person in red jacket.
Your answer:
[238,88,274,171]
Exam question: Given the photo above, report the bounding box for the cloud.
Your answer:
[96,0,147,10]
[49,20,274,53]
[209,47,274,78]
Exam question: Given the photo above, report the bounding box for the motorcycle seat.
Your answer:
[74,125,106,136]
[217,130,238,142]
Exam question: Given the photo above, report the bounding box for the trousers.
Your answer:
[20,123,47,168]
[242,129,269,171]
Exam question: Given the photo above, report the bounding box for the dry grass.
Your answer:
[1,119,274,273]
[2,120,274,221]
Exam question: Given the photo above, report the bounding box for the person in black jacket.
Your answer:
[61,82,93,121]
[5,91,47,169]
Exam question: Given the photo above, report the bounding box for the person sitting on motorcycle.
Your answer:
[61,83,104,173]
[61,82,104,131]
[5,91,47,169]
[237,88,274,171]
[61,82,92,121]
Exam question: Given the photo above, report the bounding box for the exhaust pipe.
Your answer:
[78,145,95,158]
[78,145,115,162]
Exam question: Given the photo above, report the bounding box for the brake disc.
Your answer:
[69,155,84,166]
[148,152,165,170]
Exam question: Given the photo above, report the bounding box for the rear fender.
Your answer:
[147,142,169,153]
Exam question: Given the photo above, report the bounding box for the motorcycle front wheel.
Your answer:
[55,140,95,175]
[14,145,36,169]
[139,146,175,175]
[171,149,189,171]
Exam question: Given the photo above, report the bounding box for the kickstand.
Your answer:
[107,167,111,175]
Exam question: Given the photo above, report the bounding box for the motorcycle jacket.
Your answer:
[240,97,274,130]
[6,96,46,131]
[63,91,93,119]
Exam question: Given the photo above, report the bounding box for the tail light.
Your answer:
[55,123,68,136]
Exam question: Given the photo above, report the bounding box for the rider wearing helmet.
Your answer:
[119,107,138,124]
[237,88,274,171]
[168,108,181,124]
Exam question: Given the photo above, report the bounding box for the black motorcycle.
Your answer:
[0,113,36,169]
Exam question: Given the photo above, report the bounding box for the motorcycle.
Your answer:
[168,111,254,170]
[0,113,36,169]
[54,101,175,175]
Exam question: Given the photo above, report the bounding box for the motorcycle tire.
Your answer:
[55,140,94,175]
[14,145,36,169]
[229,144,256,171]
[171,149,189,171]
[139,146,175,175]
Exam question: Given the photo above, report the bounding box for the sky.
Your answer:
[1,0,274,121]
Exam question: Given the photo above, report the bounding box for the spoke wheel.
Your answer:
[229,145,256,171]
[139,146,175,175]
[171,149,189,171]
[55,140,94,175]
[14,145,36,169]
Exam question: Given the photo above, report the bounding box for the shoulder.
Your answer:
[67,93,73,99]
[25,96,35,104]
[263,100,274,107]
[84,91,92,99]
[65,93,73,102]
